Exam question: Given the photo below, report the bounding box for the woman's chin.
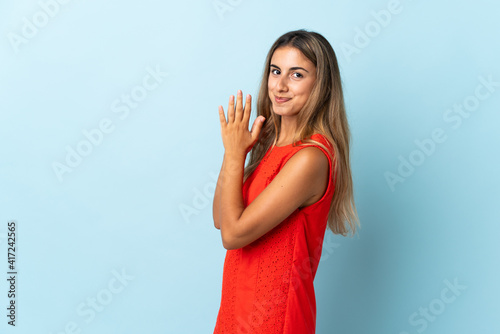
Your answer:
[271,104,288,113]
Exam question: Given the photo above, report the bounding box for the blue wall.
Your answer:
[1,0,498,333]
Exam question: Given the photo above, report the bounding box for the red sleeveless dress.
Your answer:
[213,133,337,334]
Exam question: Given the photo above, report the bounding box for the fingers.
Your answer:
[227,94,235,123]
[234,90,244,121]
[242,93,251,123]
[218,105,226,126]
[250,116,265,141]
[225,90,251,124]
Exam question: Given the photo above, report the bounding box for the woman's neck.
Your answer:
[277,117,298,146]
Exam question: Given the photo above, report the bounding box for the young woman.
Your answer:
[212,29,359,333]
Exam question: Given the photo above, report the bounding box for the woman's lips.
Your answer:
[275,96,291,103]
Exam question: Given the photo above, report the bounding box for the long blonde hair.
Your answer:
[244,29,360,237]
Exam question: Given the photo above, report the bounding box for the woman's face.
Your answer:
[268,46,317,118]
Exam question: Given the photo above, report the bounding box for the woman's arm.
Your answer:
[218,150,246,246]
[216,90,328,250]
[212,155,226,230]
[219,147,328,250]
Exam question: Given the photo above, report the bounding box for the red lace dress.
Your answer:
[213,133,337,334]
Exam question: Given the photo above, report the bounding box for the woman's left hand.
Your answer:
[218,90,265,156]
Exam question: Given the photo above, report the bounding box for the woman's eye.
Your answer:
[270,69,302,78]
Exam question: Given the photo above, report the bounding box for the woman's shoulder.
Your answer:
[309,132,326,142]
[305,133,333,150]
[289,134,332,165]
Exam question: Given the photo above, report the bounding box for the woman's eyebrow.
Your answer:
[270,64,309,73]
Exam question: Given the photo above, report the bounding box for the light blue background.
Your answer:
[1,0,499,333]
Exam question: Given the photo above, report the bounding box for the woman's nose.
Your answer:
[277,76,288,91]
